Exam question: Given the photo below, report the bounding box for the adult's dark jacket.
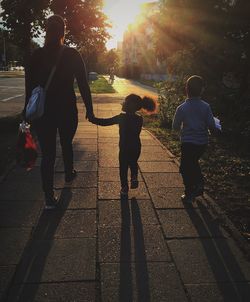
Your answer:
[25,45,93,119]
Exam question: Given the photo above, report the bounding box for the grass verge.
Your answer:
[143,114,250,242]
[75,76,116,94]
[89,76,116,93]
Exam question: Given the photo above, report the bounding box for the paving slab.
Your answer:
[168,238,250,284]
[158,209,229,238]
[0,229,32,265]
[57,188,97,209]
[98,199,158,226]
[149,187,190,208]
[98,225,170,262]
[0,201,42,227]
[98,132,119,138]
[73,138,97,145]
[8,282,96,302]
[0,181,44,201]
[6,167,41,180]
[98,137,119,144]
[34,210,96,239]
[141,145,166,153]
[100,262,187,302]
[139,161,178,172]
[98,181,150,199]
[99,156,119,168]
[74,132,97,138]
[139,152,173,162]
[72,144,97,152]
[77,126,97,133]
[0,265,16,294]
[14,238,96,283]
[73,151,98,161]
[98,167,142,182]
[55,160,98,172]
[143,172,183,188]
[186,282,250,302]
[54,172,97,189]
[140,138,160,146]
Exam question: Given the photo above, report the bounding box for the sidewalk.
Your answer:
[0,95,250,301]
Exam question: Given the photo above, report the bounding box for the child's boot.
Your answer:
[130,176,139,189]
[120,185,129,197]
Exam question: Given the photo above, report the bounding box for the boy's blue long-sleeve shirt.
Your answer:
[172,98,216,145]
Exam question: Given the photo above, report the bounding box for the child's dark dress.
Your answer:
[93,113,143,187]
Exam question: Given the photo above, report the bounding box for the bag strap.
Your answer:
[44,45,65,92]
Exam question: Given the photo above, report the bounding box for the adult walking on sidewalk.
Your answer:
[24,15,94,209]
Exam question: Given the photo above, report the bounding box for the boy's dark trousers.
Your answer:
[119,148,141,187]
[180,143,207,195]
[35,113,78,195]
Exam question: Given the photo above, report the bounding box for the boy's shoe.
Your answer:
[65,169,77,185]
[120,185,129,197]
[44,196,58,210]
[181,194,195,203]
[130,177,139,189]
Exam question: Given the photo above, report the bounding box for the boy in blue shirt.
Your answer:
[173,75,216,202]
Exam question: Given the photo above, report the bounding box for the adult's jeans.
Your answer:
[35,113,78,195]
[119,148,141,187]
[180,143,207,195]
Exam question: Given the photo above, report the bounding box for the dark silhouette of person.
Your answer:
[24,15,94,209]
[91,94,156,196]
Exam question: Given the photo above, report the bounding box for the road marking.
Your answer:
[0,94,24,102]
[0,86,24,89]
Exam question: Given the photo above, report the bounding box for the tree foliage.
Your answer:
[155,0,250,145]
[1,0,50,64]
[1,0,110,69]
[50,0,110,70]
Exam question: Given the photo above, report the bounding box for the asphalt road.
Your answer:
[0,77,25,118]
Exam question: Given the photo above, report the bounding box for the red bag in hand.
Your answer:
[16,122,38,170]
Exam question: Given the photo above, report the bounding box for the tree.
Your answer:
[50,0,110,71]
[1,0,110,70]
[1,0,50,66]
[155,0,250,83]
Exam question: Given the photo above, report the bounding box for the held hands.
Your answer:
[85,111,96,123]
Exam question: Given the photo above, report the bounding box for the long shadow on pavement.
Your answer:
[119,197,150,302]
[185,199,250,301]
[5,188,72,302]
[131,198,150,302]
[119,196,132,302]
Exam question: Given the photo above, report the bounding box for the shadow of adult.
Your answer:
[6,188,72,301]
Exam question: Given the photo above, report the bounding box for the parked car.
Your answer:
[88,72,98,81]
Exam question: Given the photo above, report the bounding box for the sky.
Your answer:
[103,0,157,49]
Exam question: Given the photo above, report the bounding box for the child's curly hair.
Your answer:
[124,94,157,113]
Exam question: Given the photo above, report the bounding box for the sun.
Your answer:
[103,0,156,49]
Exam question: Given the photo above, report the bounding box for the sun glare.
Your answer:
[103,0,156,49]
